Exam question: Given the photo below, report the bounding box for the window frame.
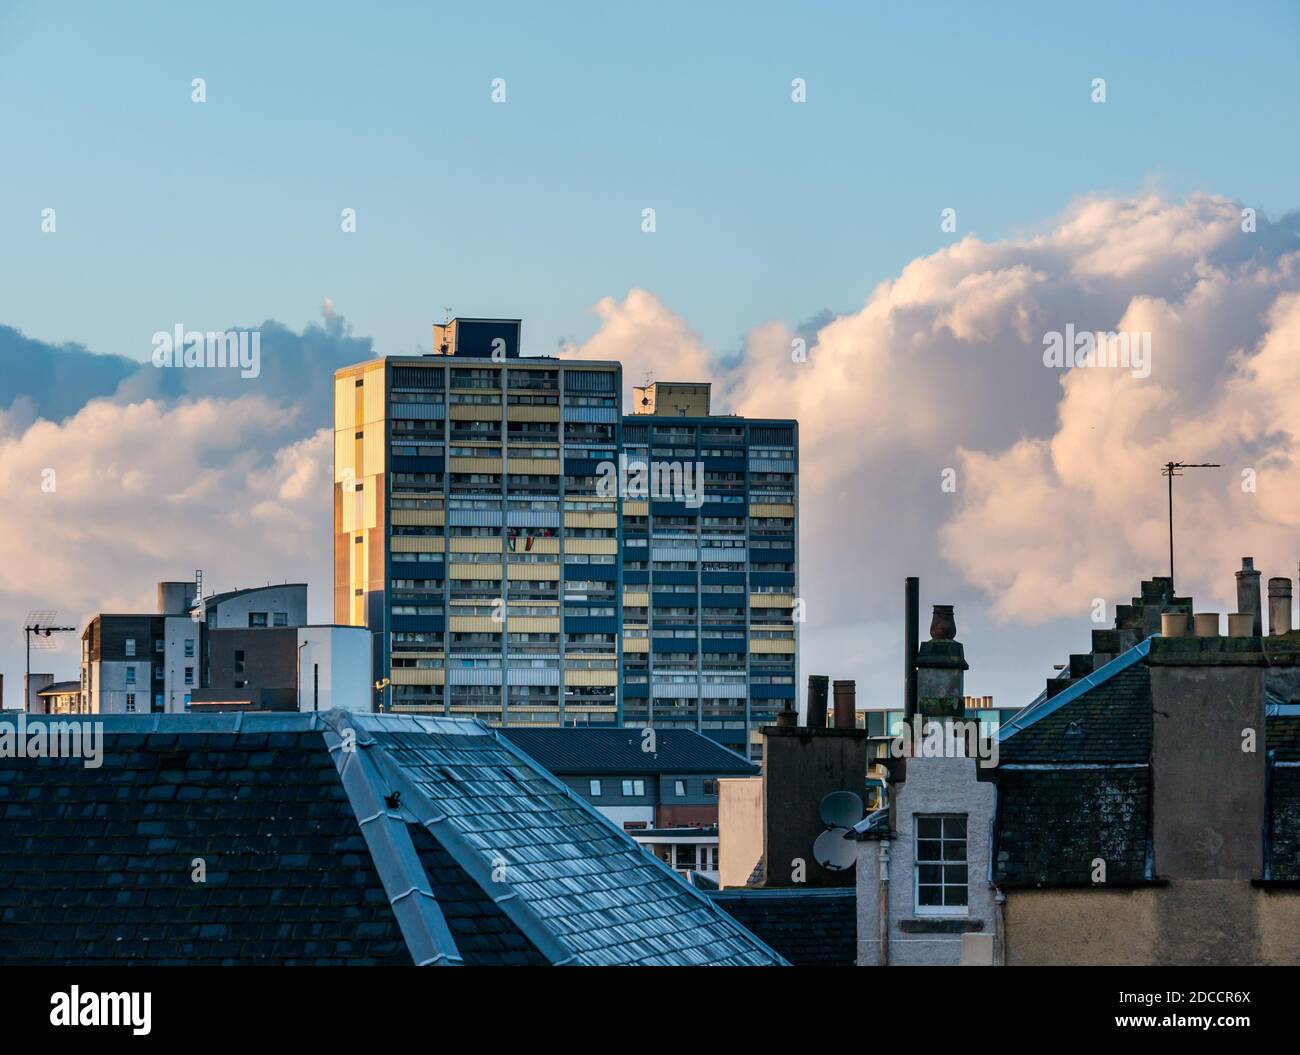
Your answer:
[913,813,969,917]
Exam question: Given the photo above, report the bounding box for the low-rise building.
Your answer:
[79,580,311,714]
[191,624,372,712]
[496,726,757,883]
[986,564,1300,965]
[34,681,82,715]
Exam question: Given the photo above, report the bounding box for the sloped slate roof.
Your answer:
[992,656,1153,887]
[998,663,1152,764]
[496,727,758,776]
[0,724,409,965]
[367,720,776,964]
[0,712,784,966]
[708,888,855,966]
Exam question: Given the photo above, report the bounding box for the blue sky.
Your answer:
[2,0,1297,359]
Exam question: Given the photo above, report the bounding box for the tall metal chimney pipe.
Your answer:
[806,675,829,728]
[904,577,919,721]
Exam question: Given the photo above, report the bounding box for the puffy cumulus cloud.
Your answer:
[558,289,713,404]
[0,308,369,702]
[564,193,1300,704]
[0,396,333,704]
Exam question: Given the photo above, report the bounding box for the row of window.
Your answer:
[586,778,719,798]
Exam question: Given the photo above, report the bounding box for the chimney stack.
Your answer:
[806,675,829,728]
[832,680,856,729]
[1269,578,1293,636]
[916,604,968,718]
[1236,558,1262,636]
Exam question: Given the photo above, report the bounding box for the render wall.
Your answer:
[856,755,997,965]
[718,776,763,888]
[1005,885,1300,965]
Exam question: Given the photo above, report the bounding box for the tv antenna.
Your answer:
[1161,461,1220,590]
[22,612,77,708]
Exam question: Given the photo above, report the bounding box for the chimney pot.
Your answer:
[832,680,856,729]
[929,604,957,641]
[1227,613,1255,638]
[1268,577,1293,636]
[1237,557,1263,636]
[806,675,829,728]
[1193,612,1220,638]
[1161,612,1190,638]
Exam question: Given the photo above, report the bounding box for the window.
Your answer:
[621,779,645,797]
[674,780,686,797]
[184,667,194,686]
[184,639,194,658]
[125,667,136,686]
[124,638,136,657]
[915,815,968,915]
[589,779,602,796]
[234,650,245,674]
[273,612,288,627]
[124,693,136,712]
[248,612,268,628]
[703,779,718,796]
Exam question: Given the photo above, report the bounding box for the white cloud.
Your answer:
[0,397,331,700]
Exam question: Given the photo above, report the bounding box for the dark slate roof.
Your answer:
[0,712,785,966]
[0,723,409,965]
[1266,715,1300,881]
[36,681,80,696]
[708,889,855,966]
[998,662,1152,764]
[496,727,759,776]
[995,767,1150,886]
[992,645,1153,887]
[407,824,548,965]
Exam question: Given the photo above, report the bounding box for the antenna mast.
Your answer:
[1161,461,1220,590]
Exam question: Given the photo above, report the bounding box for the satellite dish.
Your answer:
[813,828,857,871]
[819,790,864,829]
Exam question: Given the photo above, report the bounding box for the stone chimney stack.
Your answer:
[1236,558,1262,637]
[916,604,969,718]
[1268,577,1293,636]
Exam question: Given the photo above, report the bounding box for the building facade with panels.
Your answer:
[333,318,623,726]
[619,382,798,760]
